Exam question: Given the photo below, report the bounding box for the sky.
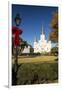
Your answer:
[12,4,58,47]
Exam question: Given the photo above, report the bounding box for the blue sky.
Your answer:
[12,4,58,47]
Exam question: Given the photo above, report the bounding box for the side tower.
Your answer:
[47,40,52,52]
[34,34,38,53]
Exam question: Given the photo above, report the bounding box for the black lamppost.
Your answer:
[14,14,22,26]
[12,14,22,85]
[14,14,22,72]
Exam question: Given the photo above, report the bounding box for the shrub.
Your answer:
[16,62,58,85]
[51,47,58,56]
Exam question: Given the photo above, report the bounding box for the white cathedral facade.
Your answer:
[34,26,52,53]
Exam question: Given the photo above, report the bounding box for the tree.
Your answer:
[51,47,58,55]
[49,12,58,43]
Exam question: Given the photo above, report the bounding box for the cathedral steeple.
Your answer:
[41,24,44,34]
[34,33,37,42]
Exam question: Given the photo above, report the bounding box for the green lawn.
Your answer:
[12,55,58,64]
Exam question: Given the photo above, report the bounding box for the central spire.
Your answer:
[41,24,44,34]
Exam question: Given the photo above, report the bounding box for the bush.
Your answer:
[16,62,58,85]
[51,47,58,56]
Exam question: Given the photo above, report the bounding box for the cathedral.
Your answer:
[34,25,52,53]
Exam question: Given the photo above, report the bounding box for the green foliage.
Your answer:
[17,62,58,85]
[51,47,58,55]
[30,47,34,53]
[49,12,58,43]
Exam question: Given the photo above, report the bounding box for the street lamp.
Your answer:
[14,13,22,26]
[12,13,23,85]
[15,14,21,72]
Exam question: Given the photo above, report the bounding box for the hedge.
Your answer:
[14,62,58,85]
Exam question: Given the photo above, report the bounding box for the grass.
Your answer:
[12,55,58,64]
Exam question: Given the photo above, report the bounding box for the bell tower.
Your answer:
[34,33,38,53]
